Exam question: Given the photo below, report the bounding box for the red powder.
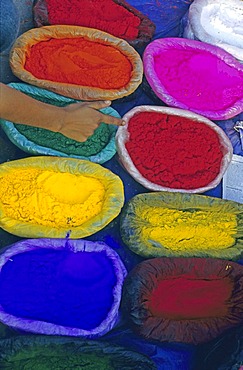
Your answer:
[154,49,243,111]
[24,38,132,89]
[125,112,224,189]
[45,0,141,40]
[147,275,233,319]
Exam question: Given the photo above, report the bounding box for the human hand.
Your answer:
[58,100,125,142]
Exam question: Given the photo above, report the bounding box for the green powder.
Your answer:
[2,348,111,370]
[0,340,156,370]
[14,93,113,156]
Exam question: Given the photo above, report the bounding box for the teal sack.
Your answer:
[1,83,120,164]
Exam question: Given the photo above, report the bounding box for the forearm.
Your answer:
[0,84,123,142]
[0,83,64,131]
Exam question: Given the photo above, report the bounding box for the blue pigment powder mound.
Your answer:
[0,248,117,331]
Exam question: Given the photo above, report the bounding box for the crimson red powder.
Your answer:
[148,275,233,319]
[24,38,132,89]
[125,112,224,189]
[45,0,141,40]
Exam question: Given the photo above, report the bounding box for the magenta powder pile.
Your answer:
[154,49,243,111]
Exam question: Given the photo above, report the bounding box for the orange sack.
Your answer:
[10,26,143,100]
[24,38,132,89]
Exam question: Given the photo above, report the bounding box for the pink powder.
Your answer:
[154,49,243,111]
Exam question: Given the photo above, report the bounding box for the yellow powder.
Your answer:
[139,206,238,251]
[0,168,105,228]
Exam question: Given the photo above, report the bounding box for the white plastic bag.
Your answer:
[184,0,243,62]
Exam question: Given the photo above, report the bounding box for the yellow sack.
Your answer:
[121,192,243,260]
[0,156,124,238]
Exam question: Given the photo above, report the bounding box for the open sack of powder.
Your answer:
[143,38,243,120]
[9,25,143,101]
[0,239,127,337]
[33,0,155,48]
[116,106,233,193]
[0,83,120,164]
[122,257,243,345]
[0,156,124,239]
[120,192,243,260]
[0,336,156,369]
[183,0,243,62]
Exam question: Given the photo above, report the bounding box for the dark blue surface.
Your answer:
[217,113,243,156]
[0,0,20,53]
[128,0,193,39]
[102,327,196,370]
[0,249,116,330]
[194,326,243,370]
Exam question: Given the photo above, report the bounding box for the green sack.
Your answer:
[1,83,120,164]
[0,336,156,370]
[120,192,243,259]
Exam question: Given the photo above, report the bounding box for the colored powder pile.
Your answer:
[0,248,116,330]
[14,92,112,156]
[45,0,141,40]
[125,112,224,189]
[6,350,111,370]
[154,49,243,110]
[139,206,237,251]
[25,38,133,88]
[0,340,156,370]
[0,168,105,227]
[147,275,233,319]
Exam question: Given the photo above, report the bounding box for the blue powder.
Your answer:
[0,249,117,330]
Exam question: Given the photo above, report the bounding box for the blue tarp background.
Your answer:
[128,0,193,39]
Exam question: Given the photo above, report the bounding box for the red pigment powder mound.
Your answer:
[125,112,224,189]
[148,276,233,319]
[122,257,243,344]
[24,38,133,89]
[46,0,141,40]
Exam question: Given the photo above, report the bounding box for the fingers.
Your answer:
[68,133,87,143]
[60,129,89,143]
[87,101,125,126]
[86,100,112,110]
[98,112,125,126]
[76,135,88,143]
[63,101,111,113]
[62,126,98,142]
